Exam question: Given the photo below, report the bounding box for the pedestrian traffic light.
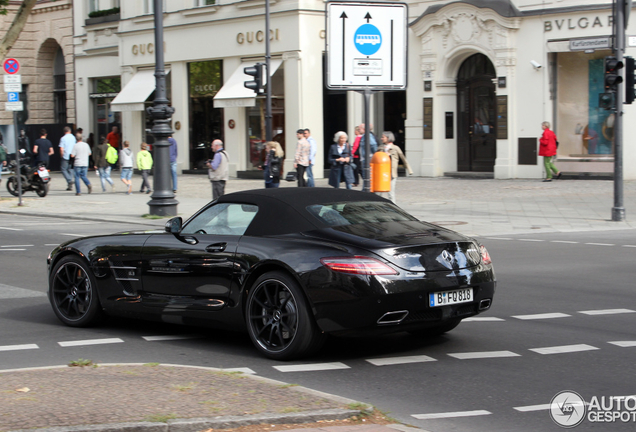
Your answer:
[599,92,615,110]
[244,63,264,94]
[604,56,624,93]
[624,56,635,105]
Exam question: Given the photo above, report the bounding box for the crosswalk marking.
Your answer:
[579,309,635,315]
[512,312,570,320]
[58,338,124,347]
[448,351,520,360]
[366,355,436,366]
[412,410,491,420]
[529,344,599,355]
[0,344,39,352]
[273,362,350,372]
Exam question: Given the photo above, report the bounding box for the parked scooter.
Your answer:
[5,149,50,197]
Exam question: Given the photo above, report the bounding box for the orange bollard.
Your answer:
[371,151,391,192]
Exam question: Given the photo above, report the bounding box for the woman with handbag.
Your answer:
[328,131,355,189]
[263,141,284,188]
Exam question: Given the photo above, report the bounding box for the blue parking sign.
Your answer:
[8,92,19,102]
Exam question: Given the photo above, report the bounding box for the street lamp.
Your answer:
[147,0,178,216]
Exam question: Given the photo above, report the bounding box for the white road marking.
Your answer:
[273,362,350,372]
[0,227,22,231]
[0,344,39,352]
[45,244,60,246]
[514,404,551,412]
[609,341,636,347]
[142,335,201,341]
[366,355,437,366]
[448,351,520,360]
[529,344,599,355]
[551,240,579,244]
[58,338,125,347]
[512,312,570,320]
[222,368,256,374]
[585,243,615,246]
[0,284,47,299]
[412,410,491,420]
[60,233,84,237]
[463,317,505,322]
[623,245,636,248]
[1,245,33,247]
[0,249,26,251]
[484,237,513,240]
[579,309,635,315]
[518,239,545,242]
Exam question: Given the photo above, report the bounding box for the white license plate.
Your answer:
[37,170,50,179]
[429,288,473,307]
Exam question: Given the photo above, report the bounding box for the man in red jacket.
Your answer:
[539,121,561,182]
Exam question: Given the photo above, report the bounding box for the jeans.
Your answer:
[61,158,74,184]
[170,161,178,191]
[98,166,114,191]
[74,166,90,193]
[306,163,315,187]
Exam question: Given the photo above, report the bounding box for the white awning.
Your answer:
[213,59,283,108]
[111,69,170,112]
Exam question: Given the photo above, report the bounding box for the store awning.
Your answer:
[213,59,283,108]
[111,69,170,112]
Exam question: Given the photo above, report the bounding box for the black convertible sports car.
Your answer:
[47,188,496,360]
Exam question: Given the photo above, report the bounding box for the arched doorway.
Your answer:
[457,54,496,172]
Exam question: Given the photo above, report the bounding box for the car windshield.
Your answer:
[182,203,258,235]
[306,201,417,227]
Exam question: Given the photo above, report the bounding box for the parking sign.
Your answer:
[326,1,407,90]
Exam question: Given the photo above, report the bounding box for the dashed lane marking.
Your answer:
[273,362,350,372]
[608,341,636,347]
[0,284,47,299]
[1,245,33,248]
[58,338,125,347]
[551,240,579,244]
[484,237,513,240]
[0,249,26,251]
[366,355,436,366]
[585,242,615,246]
[623,245,636,248]
[512,312,571,320]
[447,350,520,360]
[518,239,545,242]
[463,317,505,322]
[60,233,84,237]
[529,344,599,355]
[142,335,202,341]
[0,344,39,352]
[513,404,551,412]
[579,309,635,315]
[412,410,492,420]
[0,227,22,231]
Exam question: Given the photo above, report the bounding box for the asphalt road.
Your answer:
[1,214,635,432]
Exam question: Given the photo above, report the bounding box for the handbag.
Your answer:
[285,171,297,182]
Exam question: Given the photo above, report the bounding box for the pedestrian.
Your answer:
[93,137,115,192]
[303,128,316,187]
[206,139,229,200]
[294,129,310,187]
[379,131,413,203]
[168,134,178,193]
[351,125,362,186]
[137,142,153,194]
[0,142,6,186]
[106,125,120,149]
[59,126,76,191]
[119,140,134,195]
[18,129,31,156]
[328,131,355,190]
[357,123,378,171]
[70,133,92,196]
[32,129,54,168]
[263,141,284,188]
[539,121,561,182]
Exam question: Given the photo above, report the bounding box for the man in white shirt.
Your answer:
[70,133,92,196]
[303,128,316,187]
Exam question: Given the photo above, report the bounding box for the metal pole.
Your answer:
[147,0,178,216]
[362,88,371,193]
[13,111,22,206]
[613,0,626,221]
[265,0,272,141]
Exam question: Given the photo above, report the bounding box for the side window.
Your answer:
[182,203,258,236]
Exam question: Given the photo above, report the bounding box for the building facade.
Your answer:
[72,0,636,180]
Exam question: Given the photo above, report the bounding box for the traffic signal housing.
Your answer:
[599,92,615,110]
[604,56,624,93]
[244,63,264,94]
[625,56,635,105]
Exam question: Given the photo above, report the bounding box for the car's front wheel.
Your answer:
[246,271,325,360]
[49,256,103,327]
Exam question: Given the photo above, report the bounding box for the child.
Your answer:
[137,142,153,194]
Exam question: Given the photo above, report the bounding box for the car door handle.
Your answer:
[183,236,198,245]
[206,243,227,253]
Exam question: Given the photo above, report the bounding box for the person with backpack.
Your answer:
[263,141,284,188]
[136,142,153,194]
[119,141,134,195]
[93,137,115,192]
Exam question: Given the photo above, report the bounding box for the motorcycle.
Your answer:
[6,150,50,198]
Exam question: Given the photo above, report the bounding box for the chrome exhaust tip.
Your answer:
[479,299,492,310]
[377,310,409,325]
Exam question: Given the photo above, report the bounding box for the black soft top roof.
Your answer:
[216,187,389,236]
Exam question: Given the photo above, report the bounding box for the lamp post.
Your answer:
[147,0,178,216]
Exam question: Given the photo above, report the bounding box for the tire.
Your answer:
[245,271,325,360]
[49,255,103,327]
[6,176,19,197]
[408,319,461,338]
[36,181,48,197]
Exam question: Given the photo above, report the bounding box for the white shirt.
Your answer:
[70,141,91,167]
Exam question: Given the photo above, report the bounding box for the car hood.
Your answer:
[303,220,481,272]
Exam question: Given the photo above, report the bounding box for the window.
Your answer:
[182,203,258,236]
[195,0,216,5]
[145,0,167,14]
[307,201,417,227]
[53,49,66,124]
[88,0,99,13]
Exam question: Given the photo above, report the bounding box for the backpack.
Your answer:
[105,144,118,164]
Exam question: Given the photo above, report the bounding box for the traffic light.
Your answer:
[604,56,624,93]
[599,92,615,110]
[244,63,264,94]
[625,56,635,105]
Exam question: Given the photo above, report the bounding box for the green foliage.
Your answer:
[188,60,222,98]
[0,0,8,16]
[88,7,120,19]
[68,358,94,367]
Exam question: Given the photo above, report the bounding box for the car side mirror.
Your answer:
[165,217,183,234]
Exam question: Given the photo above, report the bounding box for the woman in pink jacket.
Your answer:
[539,121,561,182]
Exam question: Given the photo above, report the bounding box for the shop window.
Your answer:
[53,48,66,124]
[92,77,121,143]
[246,98,285,171]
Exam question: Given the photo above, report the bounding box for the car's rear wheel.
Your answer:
[246,271,325,360]
[408,319,461,337]
[49,256,103,327]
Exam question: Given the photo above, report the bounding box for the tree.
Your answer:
[0,0,38,61]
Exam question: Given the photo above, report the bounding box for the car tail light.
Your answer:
[320,256,398,275]
[480,245,492,265]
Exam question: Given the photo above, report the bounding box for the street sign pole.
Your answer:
[362,88,372,192]
[613,0,626,221]
[13,111,23,206]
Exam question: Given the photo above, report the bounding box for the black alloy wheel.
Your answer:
[246,271,325,360]
[6,177,19,197]
[49,256,103,327]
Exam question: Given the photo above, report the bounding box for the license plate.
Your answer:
[37,170,49,179]
[429,288,473,307]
